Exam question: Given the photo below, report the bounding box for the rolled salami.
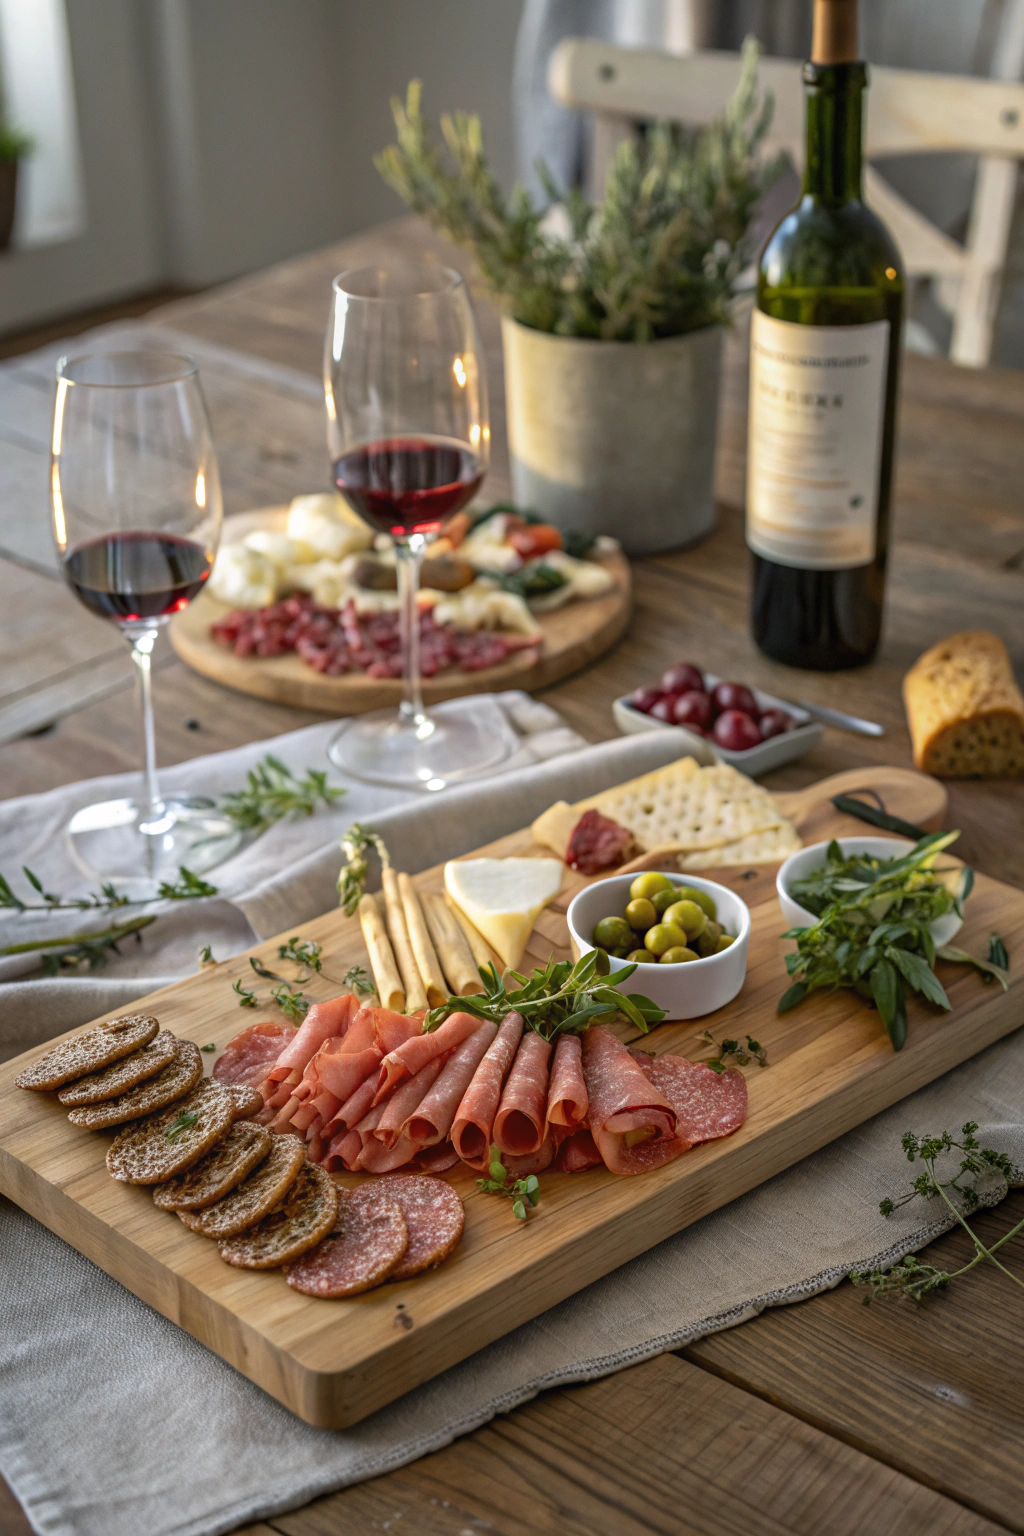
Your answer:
[582,1026,682,1176]
[544,1033,588,1135]
[451,1012,524,1169]
[372,1011,480,1105]
[492,1031,553,1157]
[374,1056,445,1149]
[403,1020,498,1147]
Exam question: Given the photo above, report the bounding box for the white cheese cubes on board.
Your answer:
[444,857,564,970]
[287,492,374,561]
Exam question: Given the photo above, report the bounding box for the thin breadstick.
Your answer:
[357,893,404,1011]
[381,866,428,1012]
[422,890,484,996]
[444,891,500,973]
[398,873,448,1007]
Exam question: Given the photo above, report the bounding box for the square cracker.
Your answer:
[576,757,792,854]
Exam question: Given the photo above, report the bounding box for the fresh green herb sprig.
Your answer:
[830,792,926,841]
[778,833,1006,1050]
[200,1043,216,1052]
[495,561,567,601]
[233,979,258,1008]
[31,915,157,975]
[197,945,217,969]
[0,868,132,913]
[425,950,665,1039]
[851,1122,1024,1303]
[157,867,218,901]
[278,937,323,972]
[700,1031,767,1073]
[250,955,307,985]
[340,963,375,997]
[477,1145,541,1221]
[220,755,344,836]
[165,1109,199,1142]
[338,824,391,916]
[270,982,311,1022]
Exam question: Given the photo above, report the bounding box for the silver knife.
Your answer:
[797,701,885,737]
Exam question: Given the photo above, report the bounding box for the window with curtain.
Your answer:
[0,0,84,248]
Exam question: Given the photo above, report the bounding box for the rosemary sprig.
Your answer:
[233,978,258,1008]
[477,1145,541,1221]
[165,1109,199,1142]
[700,1031,767,1074]
[830,791,926,841]
[425,950,665,1039]
[338,824,391,916]
[851,1122,1024,1303]
[220,755,344,835]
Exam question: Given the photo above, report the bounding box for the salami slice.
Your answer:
[566,808,633,874]
[416,1140,461,1173]
[285,1189,408,1297]
[645,1054,748,1145]
[403,1021,497,1147]
[553,1127,604,1173]
[544,1033,588,1134]
[498,1139,554,1179]
[372,1011,479,1105]
[350,1174,464,1279]
[492,1031,553,1157]
[214,1022,295,1091]
[452,1012,523,1170]
[581,1026,682,1176]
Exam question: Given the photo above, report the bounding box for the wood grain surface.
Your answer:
[1,766,1020,1431]
[1,214,1023,1533]
[169,507,632,713]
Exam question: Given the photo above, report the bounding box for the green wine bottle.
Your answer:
[747,0,903,670]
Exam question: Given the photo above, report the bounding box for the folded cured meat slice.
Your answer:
[323,1073,378,1142]
[213,1022,296,1091]
[492,1031,553,1157]
[544,1033,588,1136]
[582,1026,682,1176]
[500,1138,555,1179]
[553,1127,604,1173]
[403,1020,497,1147]
[372,1011,479,1105]
[373,1057,445,1149]
[416,1140,461,1173]
[451,1012,523,1170]
[643,1053,747,1146]
[323,1126,361,1172]
[269,1006,382,1129]
[259,993,358,1104]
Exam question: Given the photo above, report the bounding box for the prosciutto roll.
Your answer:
[323,1126,361,1172]
[322,1073,379,1142]
[214,1022,295,1090]
[262,994,357,1086]
[374,1056,445,1148]
[403,1021,498,1147]
[544,1034,588,1135]
[372,1011,480,1105]
[581,1026,682,1176]
[451,1012,524,1170]
[553,1127,604,1173]
[492,1031,553,1157]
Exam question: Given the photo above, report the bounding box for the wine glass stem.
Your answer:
[126,626,164,826]
[396,536,428,729]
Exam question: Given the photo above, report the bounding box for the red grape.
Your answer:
[672,689,713,728]
[661,663,704,695]
[711,681,758,717]
[712,709,762,751]
[631,686,664,715]
[758,708,793,738]
[650,697,676,723]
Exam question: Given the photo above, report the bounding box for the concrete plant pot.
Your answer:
[0,159,18,251]
[501,315,723,555]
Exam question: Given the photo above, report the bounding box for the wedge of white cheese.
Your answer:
[444,857,564,971]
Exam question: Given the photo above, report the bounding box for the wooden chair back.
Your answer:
[548,29,1024,366]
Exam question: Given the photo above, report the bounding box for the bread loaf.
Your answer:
[903,631,1024,778]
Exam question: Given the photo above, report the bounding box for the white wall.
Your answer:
[0,0,524,331]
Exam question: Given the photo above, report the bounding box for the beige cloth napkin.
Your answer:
[1,725,1021,1536]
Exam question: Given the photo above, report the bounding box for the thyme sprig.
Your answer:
[270,982,311,1023]
[851,1122,1024,1303]
[278,937,323,972]
[477,1145,541,1221]
[338,824,391,916]
[700,1031,767,1074]
[0,864,216,911]
[340,963,375,997]
[233,979,258,1008]
[165,1109,199,1142]
[157,867,218,901]
[219,755,344,835]
[424,951,665,1039]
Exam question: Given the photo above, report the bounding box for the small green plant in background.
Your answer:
[376,38,777,342]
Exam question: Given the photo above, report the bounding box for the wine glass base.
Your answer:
[66,797,243,901]
[326,696,517,790]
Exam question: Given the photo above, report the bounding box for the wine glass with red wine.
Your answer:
[51,350,240,896]
[324,264,515,789]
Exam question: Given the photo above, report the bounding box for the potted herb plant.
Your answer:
[0,120,33,252]
[376,42,774,555]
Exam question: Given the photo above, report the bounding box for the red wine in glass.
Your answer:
[62,531,212,623]
[333,435,483,536]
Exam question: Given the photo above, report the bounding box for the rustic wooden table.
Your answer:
[2,216,1023,1536]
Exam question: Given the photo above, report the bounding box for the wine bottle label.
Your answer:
[746,310,890,570]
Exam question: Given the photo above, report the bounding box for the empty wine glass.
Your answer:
[51,350,241,897]
[324,264,516,789]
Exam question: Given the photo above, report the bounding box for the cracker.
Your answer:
[152,1121,273,1210]
[15,1014,159,1092]
[579,758,793,856]
[219,1082,264,1120]
[218,1162,339,1270]
[58,1030,178,1106]
[67,1039,203,1129]
[106,1079,237,1185]
[677,821,801,869]
[178,1135,306,1239]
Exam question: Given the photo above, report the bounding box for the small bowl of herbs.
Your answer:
[777,836,965,948]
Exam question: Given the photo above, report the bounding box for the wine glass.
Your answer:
[324,264,516,789]
[51,350,241,897]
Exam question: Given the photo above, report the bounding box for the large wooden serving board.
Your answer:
[2,766,1022,1431]
[170,507,632,712]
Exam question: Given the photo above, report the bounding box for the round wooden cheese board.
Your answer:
[170,507,632,714]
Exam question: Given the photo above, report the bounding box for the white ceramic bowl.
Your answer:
[777,836,964,945]
[566,871,751,1020]
[613,672,823,776]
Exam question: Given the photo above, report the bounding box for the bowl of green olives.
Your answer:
[566,870,751,1019]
